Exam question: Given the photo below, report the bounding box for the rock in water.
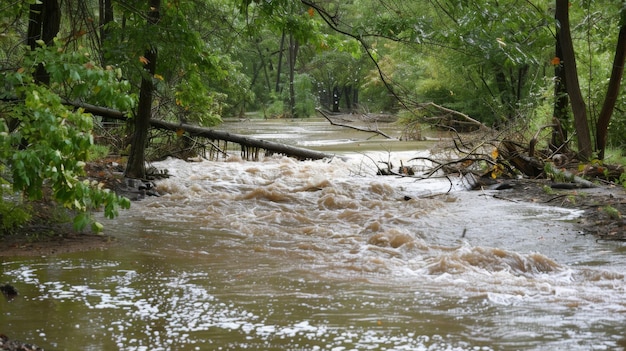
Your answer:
[0,334,45,351]
[0,284,18,300]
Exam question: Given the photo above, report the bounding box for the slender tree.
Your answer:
[596,3,626,159]
[555,0,593,159]
[125,0,160,179]
[26,0,60,84]
[552,13,569,150]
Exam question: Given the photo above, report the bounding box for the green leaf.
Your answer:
[91,221,104,233]
[69,70,81,82]
[73,212,90,231]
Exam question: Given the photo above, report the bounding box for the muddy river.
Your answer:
[2,118,625,350]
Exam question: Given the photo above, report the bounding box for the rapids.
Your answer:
[1,118,625,351]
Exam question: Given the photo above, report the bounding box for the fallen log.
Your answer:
[545,162,597,188]
[499,140,544,177]
[70,101,334,161]
[152,119,334,160]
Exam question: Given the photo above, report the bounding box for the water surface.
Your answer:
[2,118,625,350]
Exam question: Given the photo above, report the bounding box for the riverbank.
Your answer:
[483,178,626,241]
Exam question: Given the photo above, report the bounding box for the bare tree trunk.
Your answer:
[332,86,340,112]
[596,7,626,160]
[552,11,569,150]
[555,0,592,159]
[98,0,115,124]
[275,30,285,93]
[125,0,160,179]
[287,33,299,117]
[99,0,114,48]
[252,40,272,91]
[27,0,60,85]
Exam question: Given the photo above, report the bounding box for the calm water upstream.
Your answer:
[2,118,626,351]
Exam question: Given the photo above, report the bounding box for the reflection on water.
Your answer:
[2,119,626,351]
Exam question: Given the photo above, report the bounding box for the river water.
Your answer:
[2,118,625,351]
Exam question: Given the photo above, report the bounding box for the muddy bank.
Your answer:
[0,231,117,257]
[482,178,626,241]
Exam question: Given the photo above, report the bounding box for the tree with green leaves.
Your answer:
[124,0,160,179]
[552,0,626,160]
[0,0,244,233]
[102,0,245,176]
[300,0,625,160]
[1,4,134,232]
[594,1,626,159]
[241,0,325,118]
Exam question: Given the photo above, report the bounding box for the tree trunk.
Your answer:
[343,85,352,111]
[352,86,359,109]
[275,30,285,93]
[332,86,340,112]
[99,0,114,50]
[125,0,160,179]
[555,0,593,159]
[596,7,626,160]
[27,0,60,85]
[552,13,569,150]
[98,0,115,124]
[253,40,272,91]
[287,33,298,117]
[515,65,528,102]
[153,120,333,160]
[493,68,512,122]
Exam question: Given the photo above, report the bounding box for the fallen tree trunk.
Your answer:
[71,101,334,161]
[545,162,597,188]
[152,119,334,160]
[499,140,544,177]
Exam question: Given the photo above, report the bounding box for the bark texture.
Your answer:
[125,0,160,179]
[555,0,592,159]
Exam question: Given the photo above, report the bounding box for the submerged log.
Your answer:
[70,101,334,161]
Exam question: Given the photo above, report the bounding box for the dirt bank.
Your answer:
[483,178,626,241]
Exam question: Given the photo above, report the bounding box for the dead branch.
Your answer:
[529,123,556,158]
[315,108,394,139]
[418,102,489,130]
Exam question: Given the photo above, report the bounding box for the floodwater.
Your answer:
[2,118,625,351]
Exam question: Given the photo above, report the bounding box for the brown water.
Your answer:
[2,118,626,351]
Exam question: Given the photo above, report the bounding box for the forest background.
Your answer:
[1,0,625,233]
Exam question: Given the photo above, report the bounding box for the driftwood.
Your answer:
[545,163,597,188]
[315,108,394,139]
[70,101,334,161]
[499,140,544,177]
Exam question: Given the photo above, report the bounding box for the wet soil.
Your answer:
[0,198,118,258]
[484,178,626,241]
[1,159,625,258]
[0,231,117,257]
